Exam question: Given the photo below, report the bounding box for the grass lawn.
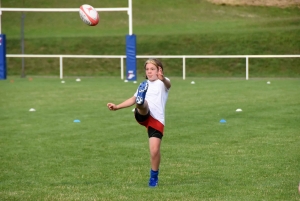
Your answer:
[0,77,299,200]
[3,0,300,76]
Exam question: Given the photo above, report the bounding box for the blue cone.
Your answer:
[220,119,226,123]
[73,119,81,123]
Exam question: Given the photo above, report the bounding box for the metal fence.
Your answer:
[6,54,300,80]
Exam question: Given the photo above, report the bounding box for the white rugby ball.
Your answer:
[79,4,99,26]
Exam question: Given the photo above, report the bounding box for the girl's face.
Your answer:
[145,63,159,81]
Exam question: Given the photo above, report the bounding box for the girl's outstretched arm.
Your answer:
[107,96,136,111]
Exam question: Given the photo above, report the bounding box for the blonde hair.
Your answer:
[144,58,164,79]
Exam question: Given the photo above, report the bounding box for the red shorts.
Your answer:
[134,109,164,134]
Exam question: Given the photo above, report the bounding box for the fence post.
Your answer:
[246,56,249,80]
[60,56,63,79]
[183,56,186,80]
[121,56,124,79]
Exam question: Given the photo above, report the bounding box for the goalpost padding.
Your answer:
[126,34,137,81]
[0,34,6,80]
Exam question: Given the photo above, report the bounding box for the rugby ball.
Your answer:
[79,4,99,26]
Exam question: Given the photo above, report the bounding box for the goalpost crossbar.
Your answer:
[0,8,129,12]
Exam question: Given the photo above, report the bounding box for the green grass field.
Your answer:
[0,77,299,200]
[1,0,300,199]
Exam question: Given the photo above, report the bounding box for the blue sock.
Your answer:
[150,169,159,178]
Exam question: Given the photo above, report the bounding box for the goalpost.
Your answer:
[0,0,137,81]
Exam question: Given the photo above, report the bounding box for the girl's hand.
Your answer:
[107,103,118,111]
[158,66,165,81]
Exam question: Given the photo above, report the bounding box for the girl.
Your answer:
[107,58,171,187]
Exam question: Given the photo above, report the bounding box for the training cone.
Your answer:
[29,108,36,112]
[73,119,81,123]
[220,119,226,123]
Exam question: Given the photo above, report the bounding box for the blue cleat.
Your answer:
[148,177,158,187]
[136,81,148,105]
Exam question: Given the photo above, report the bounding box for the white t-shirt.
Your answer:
[134,78,170,125]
